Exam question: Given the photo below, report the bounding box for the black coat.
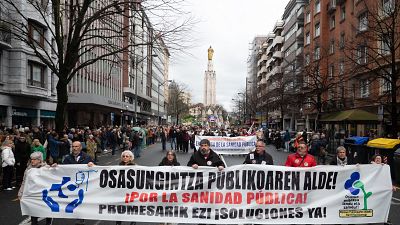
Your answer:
[243,151,274,165]
[62,151,93,164]
[329,157,355,166]
[159,157,180,166]
[14,141,31,165]
[187,149,224,167]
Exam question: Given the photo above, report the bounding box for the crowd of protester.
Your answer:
[0,124,396,225]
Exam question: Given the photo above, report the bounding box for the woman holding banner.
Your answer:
[18,152,53,225]
[159,150,180,166]
[116,150,136,225]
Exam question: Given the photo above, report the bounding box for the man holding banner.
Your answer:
[285,141,317,167]
[187,139,224,171]
[243,140,273,165]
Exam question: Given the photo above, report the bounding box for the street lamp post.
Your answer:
[133,54,157,125]
[245,78,252,124]
[157,79,172,125]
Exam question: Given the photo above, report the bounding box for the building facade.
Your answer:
[0,0,58,129]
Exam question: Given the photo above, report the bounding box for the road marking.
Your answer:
[392,197,400,205]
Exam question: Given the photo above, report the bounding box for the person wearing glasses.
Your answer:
[285,141,316,167]
[159,150,180,166]
[119,150,136,166]
[243,140,273,165]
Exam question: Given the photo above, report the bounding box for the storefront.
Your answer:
[12,107,37,128]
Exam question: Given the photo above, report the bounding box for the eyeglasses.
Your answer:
[256,145,265,147]
[167,154,174,156]
[122,155,131,158]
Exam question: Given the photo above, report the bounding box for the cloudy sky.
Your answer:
[168,0,290,111]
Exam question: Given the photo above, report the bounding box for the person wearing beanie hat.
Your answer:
[187,138,224,171]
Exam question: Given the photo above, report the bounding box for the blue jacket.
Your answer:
[47,135,64,158]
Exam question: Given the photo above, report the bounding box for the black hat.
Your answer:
[199,139,210,146]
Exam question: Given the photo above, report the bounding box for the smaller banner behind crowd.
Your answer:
[195,135,257,154]
[21,164,393,224]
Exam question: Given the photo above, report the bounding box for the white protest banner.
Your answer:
[21,164,393,224]
[195,135,257,154]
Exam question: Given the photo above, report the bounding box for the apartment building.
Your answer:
[303,0,399,135]
[0,0,58,129]
[281,0,307,131]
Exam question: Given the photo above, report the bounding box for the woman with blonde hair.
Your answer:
[86,134,97,161]
[31,139,46,160]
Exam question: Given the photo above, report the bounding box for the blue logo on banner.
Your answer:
[42,170,97,213]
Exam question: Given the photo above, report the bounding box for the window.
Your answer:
[305,54,310,65]
[339,61,344,75]
[315,22,320,37]
[340,6,346,20]
[306,97,312,108]
[51,73,55,93]
[305,32,310,45]
[329,64,334,78]
[358,12,368,31]
[314,46,320,60]
[380,33,391,55]
[306,11,311,24]
[0,52,2,82]
[380,77,392,94]
[339,33,345,49]
[360,79,369,98]
[27,61,46,88]
[330,16,336,29]
[357,45,367,64]
[329,40,335,54]
[315,0,321,13]
[28,21,45,48]
[382,0,393,16]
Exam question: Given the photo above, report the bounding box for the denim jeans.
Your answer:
[170,138,177,150]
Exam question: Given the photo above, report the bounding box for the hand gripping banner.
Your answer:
[21,164,393,224]
[194,135,257,154]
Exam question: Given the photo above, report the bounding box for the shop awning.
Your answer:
[320,109,378,122]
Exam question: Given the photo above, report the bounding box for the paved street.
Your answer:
[1,142,399,225]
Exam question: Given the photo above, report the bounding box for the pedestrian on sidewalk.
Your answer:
[283,130,290,152]
[160,127,167,151]
[18,152,53,225]
[1,140,15,191]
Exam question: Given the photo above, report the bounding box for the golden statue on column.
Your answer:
[208,46,214,61]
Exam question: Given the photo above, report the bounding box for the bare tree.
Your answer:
[0,0,195,131]
[231,92,245,125]
[302,47,348,130]
[167,81,189,124]
[342,0,400,136]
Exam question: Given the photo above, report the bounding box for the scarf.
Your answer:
[337,156,348,166]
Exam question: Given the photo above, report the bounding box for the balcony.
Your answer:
[262,42,269,49]
[296,27,304,40]
[257,54,268,66]
[260,78,267,85]
[273,50,282,59]
[0,24,12,49]
[272,36,283,48]
[266,57,274,67]
[257,66,268,77]
[271,66,282,75]
[297,6,304,20]
[296,47,303,57]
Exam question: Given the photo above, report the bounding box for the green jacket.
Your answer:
[31,145,46,160]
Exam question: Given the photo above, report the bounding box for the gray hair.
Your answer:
[30,152,44,161]
[121,150,134,160]
[336,146,346,153]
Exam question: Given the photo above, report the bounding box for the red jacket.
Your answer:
[285,152,317,167]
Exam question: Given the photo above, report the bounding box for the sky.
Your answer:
[168,0,290,112]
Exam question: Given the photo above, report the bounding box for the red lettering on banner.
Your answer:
[162,192,178,203]
[246,192,308,205]
[181,192,242,204]
[126,192,158,203]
